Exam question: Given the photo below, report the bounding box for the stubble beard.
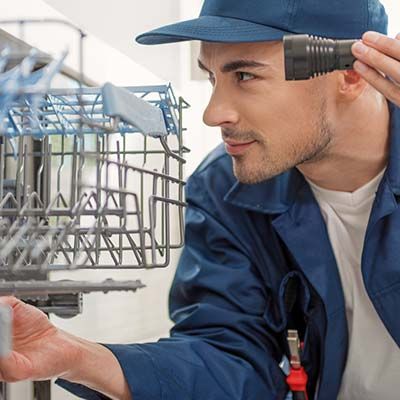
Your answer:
[232,99,333,184]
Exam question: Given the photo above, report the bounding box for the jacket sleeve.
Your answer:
[57,172,289,400]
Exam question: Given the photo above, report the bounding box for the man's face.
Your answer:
[199,41,334,184]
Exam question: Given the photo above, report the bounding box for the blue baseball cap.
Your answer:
[136,0,388,45]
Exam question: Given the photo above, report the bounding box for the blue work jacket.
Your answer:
[59,101,400,400]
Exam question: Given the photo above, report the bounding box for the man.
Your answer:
[1,0,400,399]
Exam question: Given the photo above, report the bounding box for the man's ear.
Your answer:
[336,70,368,102]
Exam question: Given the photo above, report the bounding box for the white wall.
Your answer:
[0,0,164,86]
[44,0,183,87]
[381,0,400,37]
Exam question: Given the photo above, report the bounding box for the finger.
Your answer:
[352,41,400,84]
[354,60,400,105]
[361,31,400,60]
[0,297,22,309]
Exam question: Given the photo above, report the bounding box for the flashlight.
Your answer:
[283,34,359,80]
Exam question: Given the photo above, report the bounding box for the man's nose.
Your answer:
[202,88,240,128]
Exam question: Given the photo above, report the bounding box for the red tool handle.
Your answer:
[286,367,309,400]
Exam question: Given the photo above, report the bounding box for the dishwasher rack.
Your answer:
[0,84,188,273]
[0,21,189,315]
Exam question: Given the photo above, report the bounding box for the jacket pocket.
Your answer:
[262,270,312,334]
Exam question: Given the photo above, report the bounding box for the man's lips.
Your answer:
[224,140,257,155]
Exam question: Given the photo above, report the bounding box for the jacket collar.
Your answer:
[224,167,307,214]
[225,101,400,211]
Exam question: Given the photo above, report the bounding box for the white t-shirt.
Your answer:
[306,169,400,400]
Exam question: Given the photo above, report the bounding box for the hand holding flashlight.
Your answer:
[352,31,400,106]
[284,31,400,108]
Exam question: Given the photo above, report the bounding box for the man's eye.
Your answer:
[237,72,255,82]
[208,73,216,85]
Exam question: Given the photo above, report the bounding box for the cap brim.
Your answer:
[136,16,291,45]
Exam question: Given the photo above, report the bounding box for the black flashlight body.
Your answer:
[284,34,359,80]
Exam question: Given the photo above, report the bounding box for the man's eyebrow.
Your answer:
[197,59,270,74]
[221,60,270,73]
